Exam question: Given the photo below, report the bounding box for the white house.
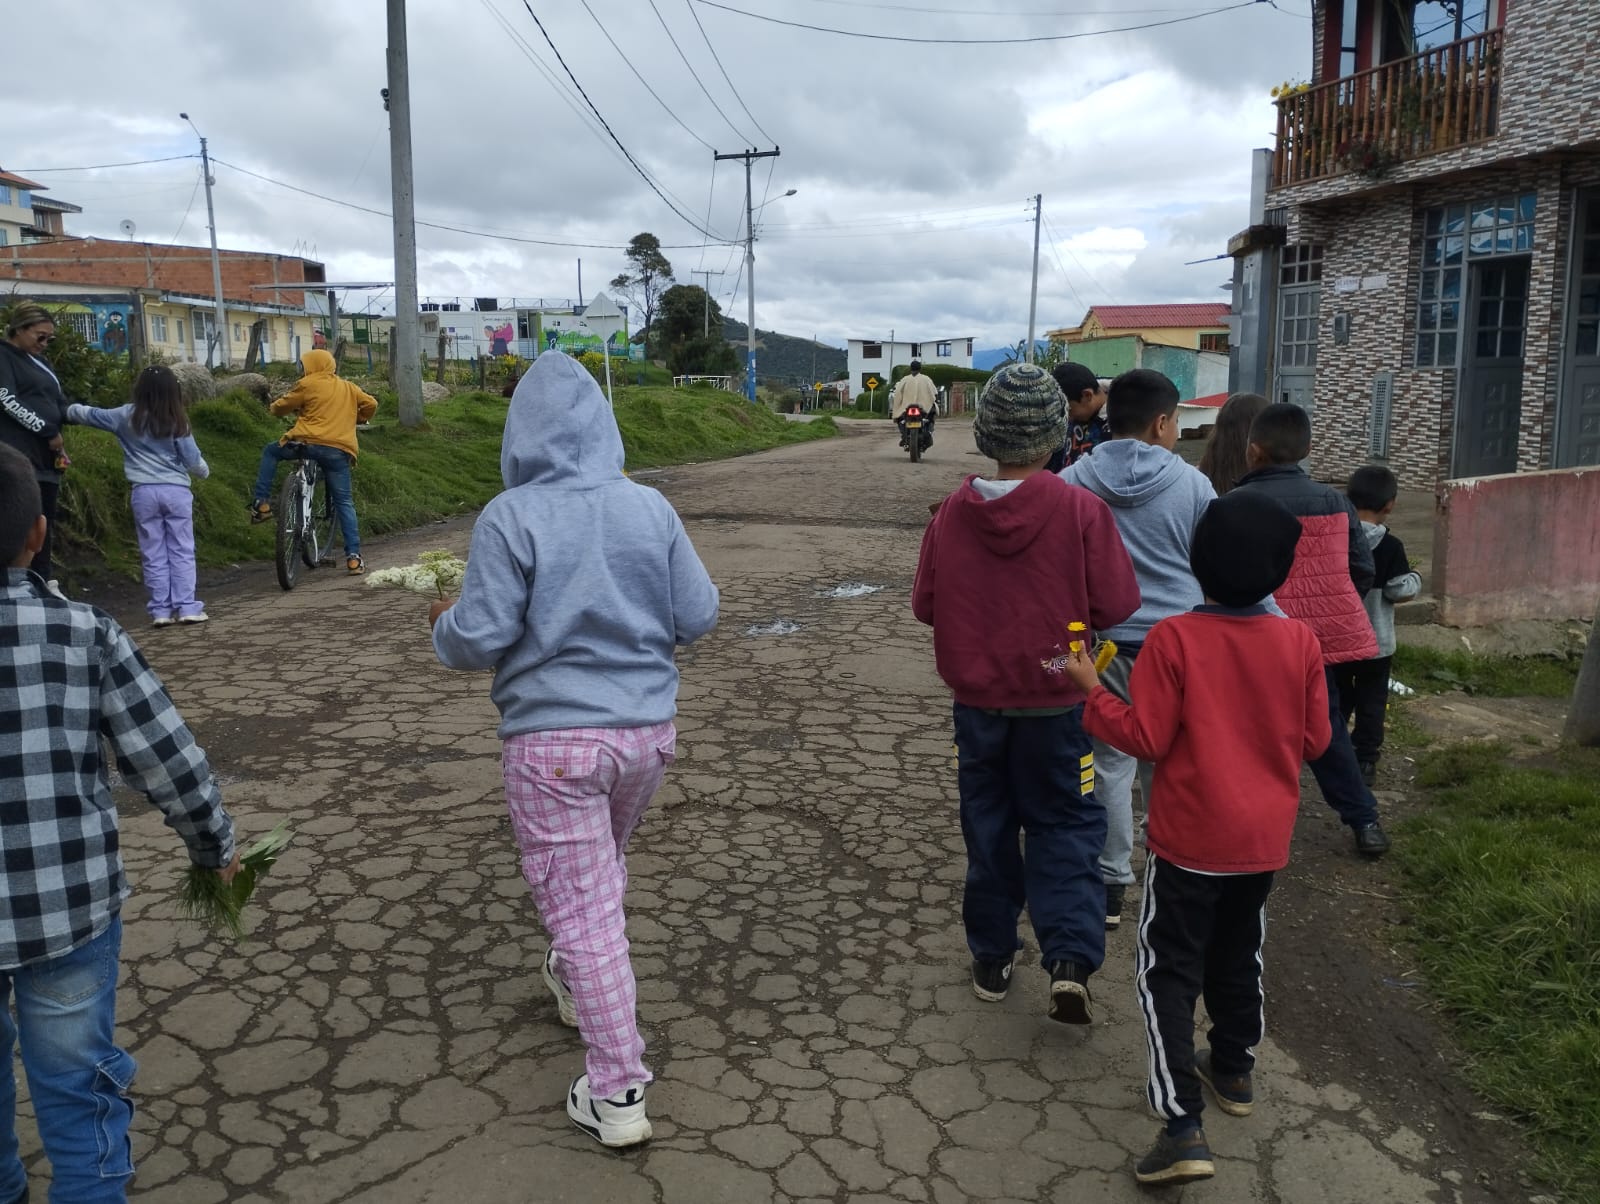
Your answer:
[846,335,975,393]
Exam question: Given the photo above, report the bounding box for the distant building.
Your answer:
[1065,336,1229,403]
[845,336,975,393]
[5,237,326,368]
[418,293,633,361]
[0,169,80,247]
[1048,304,1231,353]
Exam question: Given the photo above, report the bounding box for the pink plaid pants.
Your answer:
[503,722,676,1096]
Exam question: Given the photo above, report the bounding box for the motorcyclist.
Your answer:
[891,361,938,449]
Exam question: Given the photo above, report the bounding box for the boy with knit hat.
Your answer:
[913,362,1139,1021]
[1060,491,1332,1187]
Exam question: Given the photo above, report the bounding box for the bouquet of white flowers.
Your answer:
[366,551,467,599]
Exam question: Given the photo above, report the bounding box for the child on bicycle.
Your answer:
[249,349,377,575]
[430,352,719,1149]
[68,363,211,625]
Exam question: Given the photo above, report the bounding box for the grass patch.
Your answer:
[59,384,833,575]
[1395,739,1600,1199]
[1393,644,1579,699]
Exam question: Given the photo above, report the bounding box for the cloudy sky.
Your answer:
[7,0,1312,349]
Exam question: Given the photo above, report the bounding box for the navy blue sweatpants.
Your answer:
[952,703,1108,971]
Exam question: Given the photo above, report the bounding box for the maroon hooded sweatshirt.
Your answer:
[913,472,1140,710]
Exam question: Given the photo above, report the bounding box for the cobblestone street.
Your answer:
[38,422,1502,1202]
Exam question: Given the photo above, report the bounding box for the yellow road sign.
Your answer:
[866,376,880,390]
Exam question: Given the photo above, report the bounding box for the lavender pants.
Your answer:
[131,483,204,620]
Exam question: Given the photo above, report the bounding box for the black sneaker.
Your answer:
[970,956,1014,1002]
[1105,884,1126,930]
[1047,960,1092,1024]
[1134,1127,1215,1186]
[1358,760,1378,788]
[1354,822,1391,858]
[1195,1049,1254,1117]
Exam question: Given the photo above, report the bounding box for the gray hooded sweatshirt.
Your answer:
[432,352,720,737]
[1061,439,1216,645]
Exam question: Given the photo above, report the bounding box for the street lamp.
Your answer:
[742,187,797,402]
[179,113,230,369]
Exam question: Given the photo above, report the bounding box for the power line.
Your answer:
[12,155,198,173]
[682,0,774,144]
[1043,212,1120,304]
[209,157,729,250]
[795,0,1250,13]
[579,0,716,151]
[687,0,1261,42]
[648,0,754,144]
[696,158,720,271]
[517,0,727,240]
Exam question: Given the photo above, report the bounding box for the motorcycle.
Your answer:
[898,405,933,463]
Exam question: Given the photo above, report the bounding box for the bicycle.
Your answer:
[273,443,339,591]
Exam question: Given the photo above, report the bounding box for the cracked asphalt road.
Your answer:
[24,419,1510,1202]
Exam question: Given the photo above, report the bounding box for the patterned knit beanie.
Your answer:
[974,363,1066,465]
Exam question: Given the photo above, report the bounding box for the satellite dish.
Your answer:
[119,219,137,238]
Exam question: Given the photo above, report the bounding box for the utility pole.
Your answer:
[692,269,726,337]
[1026,193,1042,363]
[714,147,781,402]
[179,114,230,369]
[386,0,424,427]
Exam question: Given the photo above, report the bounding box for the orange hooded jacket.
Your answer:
[269,349,378,459]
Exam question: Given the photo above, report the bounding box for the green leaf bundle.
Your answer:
[177,821,293,940]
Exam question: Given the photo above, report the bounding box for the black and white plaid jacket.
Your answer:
[0,569,234,969]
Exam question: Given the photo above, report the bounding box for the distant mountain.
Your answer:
[720,317,847,386]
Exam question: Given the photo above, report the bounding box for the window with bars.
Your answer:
[1199,332,1230,353]
[58,312,97,342]
[1416,193,1535,367]
[1279,289,1319,368]
[862,342,882,359]
[1280,243,1324,286]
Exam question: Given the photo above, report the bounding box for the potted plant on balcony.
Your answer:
[1335,137,1401,180]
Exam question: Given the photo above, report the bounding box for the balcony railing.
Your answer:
[1273,28,1503,188]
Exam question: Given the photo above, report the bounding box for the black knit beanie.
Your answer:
[1189,492,1303,608]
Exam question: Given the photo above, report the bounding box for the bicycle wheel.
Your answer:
[275,467,306,591]
[302,466,338,568]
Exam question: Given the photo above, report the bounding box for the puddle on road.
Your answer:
[816,582,884,599]
[744,619,802,637]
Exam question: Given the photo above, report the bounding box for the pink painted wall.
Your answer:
[1434,466,1600,626]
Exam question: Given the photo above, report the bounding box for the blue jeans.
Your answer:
[953,703,1108,971]
[0,917,134,1204]
[254,442,361,556]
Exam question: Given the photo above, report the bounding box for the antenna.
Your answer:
[119,219,137,238]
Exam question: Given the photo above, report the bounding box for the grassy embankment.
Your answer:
[59,384,834,574]
[1387,649,1597,1200]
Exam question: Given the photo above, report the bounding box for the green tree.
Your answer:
[609,233,674,338]
[1000,337,1066,370]
[655,284,737,377]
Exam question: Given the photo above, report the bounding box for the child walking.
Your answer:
[68,364,211,625]
[430,352,719,1148]
[1061,491,1331,1187]
[1061,369,1215,929]
[0,443,238,1202]
[1233,404,1391,857]
[1336,466,1422,785]
[913,362,1140,1021]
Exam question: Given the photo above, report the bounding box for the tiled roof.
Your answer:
[1182,392,1229,408]
[1088,303,1230,329]
[0,169,45,191]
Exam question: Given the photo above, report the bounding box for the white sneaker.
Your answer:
[152,616,177,628]
[178,612,209,625]
[541,947,578,1028]
[567,1075,651,1148]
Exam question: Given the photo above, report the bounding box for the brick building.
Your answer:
[1228,0,1600,489]
[4,239,326,367]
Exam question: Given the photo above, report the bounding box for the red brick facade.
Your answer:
[3,241,324,309]
[1269,0,1600,490]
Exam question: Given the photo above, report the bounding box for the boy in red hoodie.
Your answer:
[913,362,1139,1022]
[1062,491,1331,1187]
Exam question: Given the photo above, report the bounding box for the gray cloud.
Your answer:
[7,0,1309,348]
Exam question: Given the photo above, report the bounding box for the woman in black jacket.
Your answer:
[0,302,70,586]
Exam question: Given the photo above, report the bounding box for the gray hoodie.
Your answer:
[432,352,720,736]
[1061,439,1216,645]
[1360,521,1423,657]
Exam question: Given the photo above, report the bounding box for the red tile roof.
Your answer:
[1088,303,1230,329]
[0,169,45,191]
[1182,392,1229,408]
